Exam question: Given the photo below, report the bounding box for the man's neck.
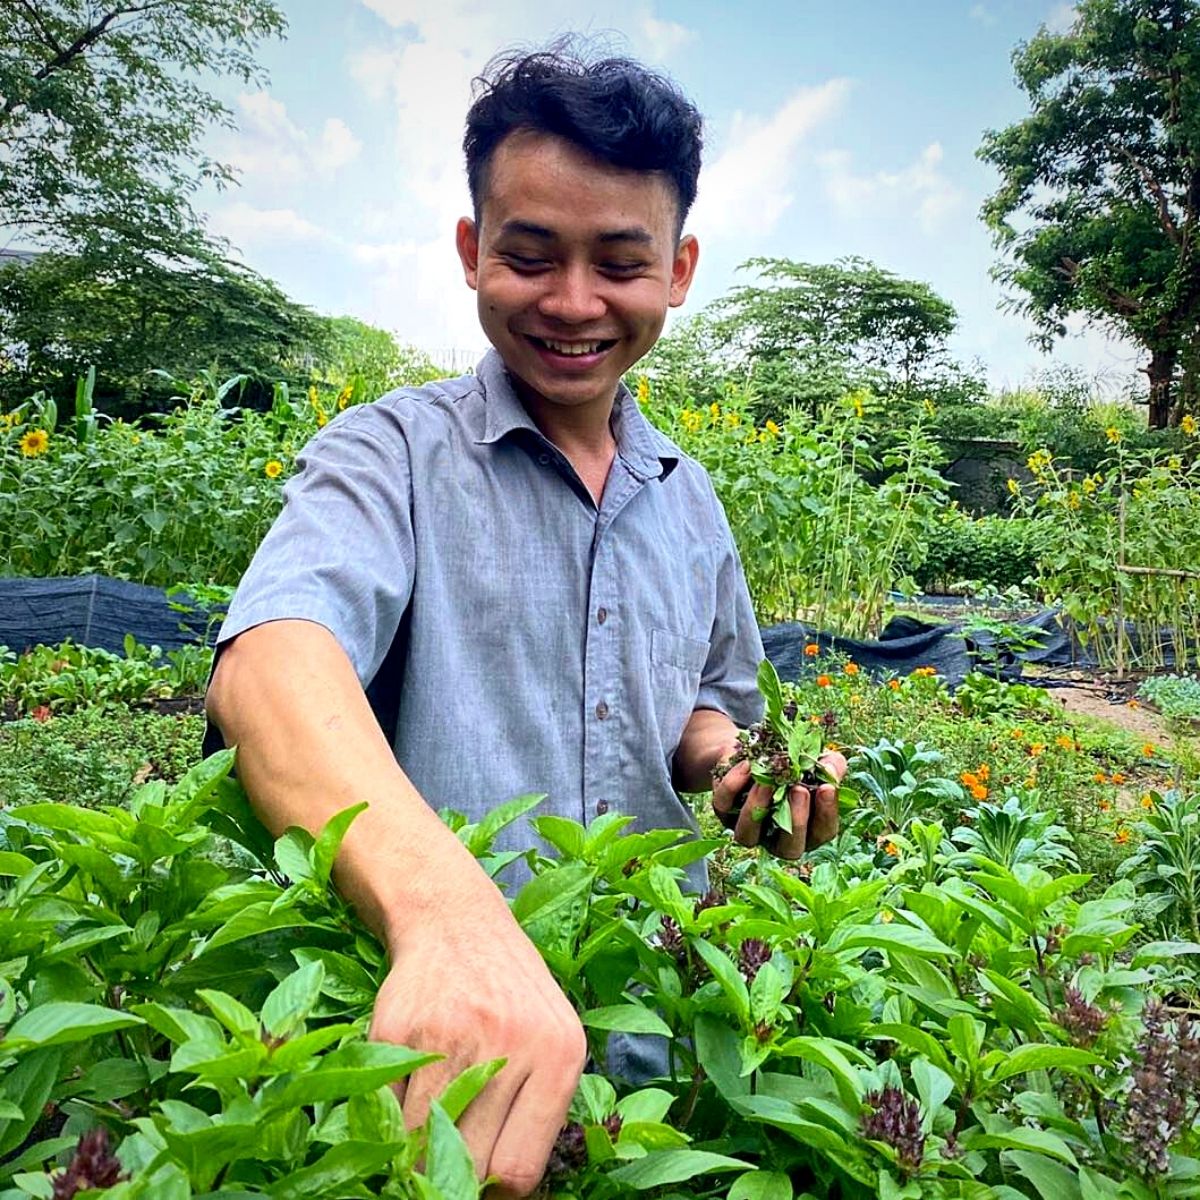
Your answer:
[513,381,619,504]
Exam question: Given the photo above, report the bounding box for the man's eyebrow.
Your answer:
[497,220,555,240]
[495,220,655,246]
[598,227,655,245]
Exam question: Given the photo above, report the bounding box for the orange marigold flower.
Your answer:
[884,841,899,857]
[1114,827,1130,845]
[1126,699,1140,709]
[1055,735,1073,750]
[804,643,820,657]
[912,666,936,677]
[1141,743,1156,757]
[1010,729,1024,740]
[30,704,52,722]
[887,679,901,691]
[1099,798,1112,811]
[1111,772,1127,785]
[970,784,989,801]
[960,771,980,788]
[844,662,860,676]
[1094,771,1108,784]
[977,763,990,781]
[816,675,832,688]
[1029,742,1045,757]
[1140,793,1155,809]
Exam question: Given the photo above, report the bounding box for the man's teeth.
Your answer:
[540,338,604,356]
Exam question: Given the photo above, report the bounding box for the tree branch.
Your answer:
[1117,146,1181,246]
[0,2,174,125]
[1056,256,1144,317]
[15,0,65,57]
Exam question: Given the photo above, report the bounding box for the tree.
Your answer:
[980,0,1200,427]
[710,256,958,415]
[0,249,330,415]
[0,0,286,260]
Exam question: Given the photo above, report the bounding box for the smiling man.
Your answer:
[205,44,840,1198]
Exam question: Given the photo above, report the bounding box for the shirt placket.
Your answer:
[581,459,648,822]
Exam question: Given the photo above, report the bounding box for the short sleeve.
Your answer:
[695,502,765,728]
[215,405,415,686]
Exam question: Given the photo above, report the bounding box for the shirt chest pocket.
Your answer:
[649,628,710,758]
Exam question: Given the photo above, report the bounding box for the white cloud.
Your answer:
[225,92,362,181]
[689,79,851,242]
[969,3,997,26]
[639,12,697,58]
[209,202,334,246]
[1046,2,1077,33]
[817,140,963,235]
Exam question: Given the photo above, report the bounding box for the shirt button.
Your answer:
[597,607,608,625]
[538,452,551,465]
[595,700,609,720]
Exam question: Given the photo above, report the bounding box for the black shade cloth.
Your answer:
[0,574,212,654]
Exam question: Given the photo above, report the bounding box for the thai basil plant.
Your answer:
[2,743,1199,1198]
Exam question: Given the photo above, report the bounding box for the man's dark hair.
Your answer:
[464,41,703,234]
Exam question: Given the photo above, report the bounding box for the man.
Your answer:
[205,44,841,1198]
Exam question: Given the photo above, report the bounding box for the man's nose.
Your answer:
[537,264,606,323]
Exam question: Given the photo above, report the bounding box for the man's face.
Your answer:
[456,131,699,417]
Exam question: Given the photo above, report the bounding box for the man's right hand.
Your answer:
[206,621,586,1197]
[370,895,587,1198]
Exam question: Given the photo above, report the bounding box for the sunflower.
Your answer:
[1182,414,1197,435]
[19,428,50,457]
[264,459,284,479]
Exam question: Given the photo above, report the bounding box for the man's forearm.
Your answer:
[672,707,740,793]
[205,619,507,951]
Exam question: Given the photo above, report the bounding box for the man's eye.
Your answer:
[503,254,548,271]
[602,262,646,274]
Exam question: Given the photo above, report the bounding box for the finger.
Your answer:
[818,749,848,783]
[487,1068,580,1199]
[733,783,772,848]
[808,782,840,849]
[771,785,811,859]
[452,1063,525,1183]
[712,759,751,816]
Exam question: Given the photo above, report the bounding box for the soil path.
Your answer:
[1053,685,1173,747]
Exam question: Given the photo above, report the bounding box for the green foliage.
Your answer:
[0,383,299,584]
[979,0,1200,425]
[1011,439,1200,671]
[0,251,332,417]
[1137,673,1200,722]
[951,792,1078,872]
[844,739,964,834]
[0,706,204,809]
[713,256,957,415]
[1,638,212,716]
[319,317,447,404]
[0,0,286,261]
[910,513,1052,593]
[640,380,949,636]
[1117,789,1200,941]
[3,748,1200,1196]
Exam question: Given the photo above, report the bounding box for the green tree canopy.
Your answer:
[704,256,958,416]
[0,0,286,260]
[980,0,1200,427]
[0,249,330,415]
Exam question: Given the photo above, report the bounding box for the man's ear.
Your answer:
[456,217,480,290]
[669,233,699,307]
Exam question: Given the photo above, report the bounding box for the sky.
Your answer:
[195,0,1143,393]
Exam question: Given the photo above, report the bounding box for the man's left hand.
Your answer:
[711,750,845,860]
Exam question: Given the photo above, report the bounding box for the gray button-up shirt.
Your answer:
[216,350,764,888]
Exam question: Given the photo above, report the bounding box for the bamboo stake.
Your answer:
[1116,487,1127,681]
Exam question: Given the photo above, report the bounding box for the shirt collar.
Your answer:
[474,348,679,481]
